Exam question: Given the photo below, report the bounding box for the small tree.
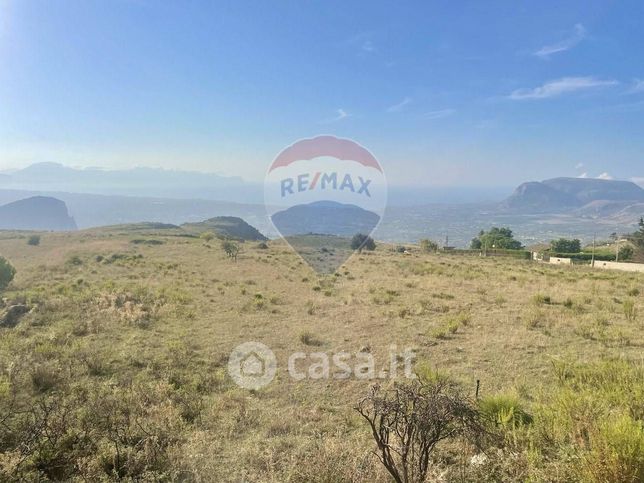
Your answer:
[356,380,486,483]
[419,239,438,253]
[550,238,581,253]
[0,257,16,291]
[200,231,215,242]
[221,240,240,261]
[618,245,634,261]
[351,233,376,252]
[27,235,41,246]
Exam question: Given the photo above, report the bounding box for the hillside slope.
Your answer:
[182,216,268,241]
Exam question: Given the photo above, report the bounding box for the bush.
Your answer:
[27,235,41,246]
[221,240,240,261]
[419,238,439,252]
[0,257,16,291]
[350,233,376,252]
[479,394,532,428]
[200,231,215,242]
[618,245,634,261]
[580,414,644,483]
[550,238,581,253]
[356,379,486,483]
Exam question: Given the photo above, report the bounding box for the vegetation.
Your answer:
[628,217,644,248]
[619,245,634,261]
[470,227,523,250]
[550,237,581,253]
[27,235,41,246]
[199,231,215,242]
[0,256,15,290]
[419,238,439,252]
[356,379,486,483]
[351,233,376,252]
[221,239,240,261]
[0,227,641,480]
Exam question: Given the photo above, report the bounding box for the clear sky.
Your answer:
[1,0,643,186]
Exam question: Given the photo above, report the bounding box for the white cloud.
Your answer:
[423,108,455,120]
[508,77,618,100]
[320,108,350,124]
[577,172,588,178]
[386,97,411,112]
[534,23,586,59]
[597,172,613,180]
[575,162,585,170]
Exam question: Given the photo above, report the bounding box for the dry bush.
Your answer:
[356,379,487,483]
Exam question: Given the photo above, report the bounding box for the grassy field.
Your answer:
[0,227,642,481]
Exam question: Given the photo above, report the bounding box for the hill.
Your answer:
[0,196,77,231]
[181,216,268,241]
[271,201,380,237]
[500,177,644,213]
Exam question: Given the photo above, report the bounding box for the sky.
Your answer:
[0,0,643,187]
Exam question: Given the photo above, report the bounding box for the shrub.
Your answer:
[221,240,240,261]
[350,233,376,252]
[532,293,551,305]
[579,415,644,482]
[27,235,41,246]
[200,231,215,242]
[419,238,439,252]
[0,257,16,291]
[479,394,532,428]
[618,245,634,261]
[257,241,269,249]
[623,299,636,322]
[356,379,486,483]
[299,331,323,346]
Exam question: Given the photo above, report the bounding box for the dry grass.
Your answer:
[0,228,642,481]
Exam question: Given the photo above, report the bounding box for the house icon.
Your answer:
[240,351,265,377]
[228,341,276,389]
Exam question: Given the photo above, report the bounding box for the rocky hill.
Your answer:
[0,196,77,231]
[500,177,644,214]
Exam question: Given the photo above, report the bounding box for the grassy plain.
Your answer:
[0,226,642,481]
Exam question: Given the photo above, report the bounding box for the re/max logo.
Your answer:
[281,172,372,198]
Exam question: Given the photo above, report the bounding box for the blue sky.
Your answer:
[1,0,643,186]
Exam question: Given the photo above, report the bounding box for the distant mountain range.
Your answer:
[0,174,642,246]
[0,196,77,231]
[271,201,380,237]
[0,162,259,203]
[500,177,644,216]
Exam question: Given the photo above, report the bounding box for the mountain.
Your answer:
[0,196,77,231]
[182,216,268,241]
[500,177,644,213]
[271,201,380,237]
[0,162,262,203]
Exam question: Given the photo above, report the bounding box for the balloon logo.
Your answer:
[265,135,387,273]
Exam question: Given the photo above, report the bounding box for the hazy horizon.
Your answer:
[2,1,644,186]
